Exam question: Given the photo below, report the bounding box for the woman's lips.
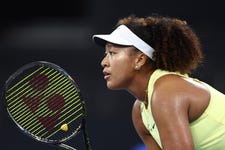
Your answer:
[103,71,111,80]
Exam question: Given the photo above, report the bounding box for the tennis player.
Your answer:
[92,15,225,150]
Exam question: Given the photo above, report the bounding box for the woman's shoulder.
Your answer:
[153,73,187,92]
[153,72,209,96]
[152,72,210,121]
[151,73,194,112]
[149,70,191,112]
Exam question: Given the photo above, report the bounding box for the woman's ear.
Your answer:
[134,53,149,70]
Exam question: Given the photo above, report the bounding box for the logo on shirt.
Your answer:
[150,123,156,132]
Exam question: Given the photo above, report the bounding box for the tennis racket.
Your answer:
[3,61,92,150]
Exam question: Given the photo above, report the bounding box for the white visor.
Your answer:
[92,25,155,60]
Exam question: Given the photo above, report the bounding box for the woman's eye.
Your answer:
[109,51,116,55]
[104,50,116,57]
[109,51,113,55]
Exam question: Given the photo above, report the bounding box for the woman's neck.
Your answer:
[127,68,155,102]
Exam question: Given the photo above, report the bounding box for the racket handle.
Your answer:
[82,120,92,150]
[58,143,77,150]
[81,102,92,150]
[83,127,92,150]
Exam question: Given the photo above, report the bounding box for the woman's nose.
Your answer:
[101,56,108,68]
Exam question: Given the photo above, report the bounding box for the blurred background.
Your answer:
[0,0,225,149]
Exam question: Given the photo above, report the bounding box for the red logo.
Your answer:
[22,73,65,132]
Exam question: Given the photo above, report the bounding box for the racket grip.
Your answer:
[81,102,92,150]
[83,127,92,150]
[58,143,77,150]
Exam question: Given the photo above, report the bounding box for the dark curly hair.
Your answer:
[116,15,203,74]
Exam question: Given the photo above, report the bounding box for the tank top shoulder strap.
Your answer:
[147,69,185,108]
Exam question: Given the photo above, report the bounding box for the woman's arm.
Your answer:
[132,100,161,150]
[151,75,196,150]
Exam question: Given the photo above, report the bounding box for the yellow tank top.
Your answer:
[140,69,225,149]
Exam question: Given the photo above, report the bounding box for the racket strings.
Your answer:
[7,69,62,110]
[8,66,70,113]
[7,69,66,120]
[44,106,83,139]
[6,65,85,142]
[14,83,79,127]
[6,66,45,93]
[12,87,79,132]
[6,67,52,101]
[29,95,83,137]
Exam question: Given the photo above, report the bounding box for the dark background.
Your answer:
[0,0,225,149]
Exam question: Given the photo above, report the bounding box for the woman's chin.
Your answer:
[107,85,116,90]
[107,83,122,90]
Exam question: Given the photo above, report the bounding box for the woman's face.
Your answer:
[101,43,138,89]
